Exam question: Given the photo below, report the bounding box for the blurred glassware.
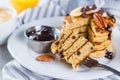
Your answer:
[9,0,39,14]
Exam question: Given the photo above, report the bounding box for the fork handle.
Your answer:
[98,64,120,76]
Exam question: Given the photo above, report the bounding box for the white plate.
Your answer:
[7,17,120,80]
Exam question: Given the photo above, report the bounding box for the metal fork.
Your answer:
[81,57,120,76]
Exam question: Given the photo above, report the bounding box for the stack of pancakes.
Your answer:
[51,5,116,69]
[89,13,116,58]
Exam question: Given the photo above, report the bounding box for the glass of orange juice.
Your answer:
[9,0,39,14]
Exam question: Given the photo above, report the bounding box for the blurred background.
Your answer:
[0,0,120,80]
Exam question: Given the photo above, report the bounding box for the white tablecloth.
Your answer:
[0,45,13,80]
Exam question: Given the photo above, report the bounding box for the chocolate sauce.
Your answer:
[26,26,55,41]
[105,50,113,59]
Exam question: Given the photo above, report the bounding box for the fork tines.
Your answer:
[81,57,99,68]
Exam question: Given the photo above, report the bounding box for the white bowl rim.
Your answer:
[0,5,17,25]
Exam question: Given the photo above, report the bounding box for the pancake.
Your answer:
[94,40,112,50]
[51,28,72,54]
[90,19,109,37]
[51,5,116,69]
[60,32,80,51]
[63,15,92,29]
[88,26,108,42]
[63,37,88,60]
[71,26,88,33]
[89,50,106,58]
[67,42,93,68]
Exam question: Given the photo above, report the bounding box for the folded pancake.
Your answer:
[94,40,112,50]
[60,32,79,51]
[63,37,88,60]
[88,26,108,42]
[89,42,112,58]
[51,28,72,54]
[51,25,88,55]
[71,26,88,33]
[89,50,106,58]
[63,15,92,29]
[67,42,93,68]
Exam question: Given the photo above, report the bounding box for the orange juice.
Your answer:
[10,0,39,14]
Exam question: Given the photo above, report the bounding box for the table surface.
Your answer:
[0,0,120,80]
[0,44,13,80]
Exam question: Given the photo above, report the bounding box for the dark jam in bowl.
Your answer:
[26,26,56,41]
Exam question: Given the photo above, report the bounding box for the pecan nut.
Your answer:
[36,55,55,62]
[93,13,107,28]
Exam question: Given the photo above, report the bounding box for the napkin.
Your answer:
[2,60,120,80]
[2,0,120,80]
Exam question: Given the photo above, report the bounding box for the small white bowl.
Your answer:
[0,6,17,45]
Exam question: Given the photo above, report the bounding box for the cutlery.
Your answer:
[81,57,120,76]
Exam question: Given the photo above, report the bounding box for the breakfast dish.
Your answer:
[51,5,116,68]
[7,17,120,80]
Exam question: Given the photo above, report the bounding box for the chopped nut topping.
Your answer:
[36,55,55,62]
[107,13,116,23]
[93,13,107,28]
